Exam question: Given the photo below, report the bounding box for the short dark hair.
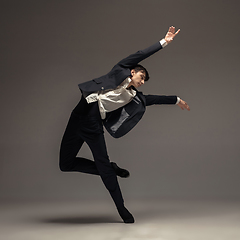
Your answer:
[131,64,150,81]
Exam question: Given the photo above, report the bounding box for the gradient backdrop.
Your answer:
[1,0,240,202]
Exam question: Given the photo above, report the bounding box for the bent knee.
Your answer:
[59,163,74,172]
[59,163,68,172]
[59,157,72,172]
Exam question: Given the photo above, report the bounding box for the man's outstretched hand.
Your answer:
[164,26,180,44]
[177,99,190,111]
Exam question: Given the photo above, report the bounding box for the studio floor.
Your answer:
[1,199,240,240]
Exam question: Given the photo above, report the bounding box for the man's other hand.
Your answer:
[164,26,180,44]
[177,99,190,111]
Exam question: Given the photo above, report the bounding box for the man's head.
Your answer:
[129,64,149,88]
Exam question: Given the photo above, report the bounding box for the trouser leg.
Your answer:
[85,132,134,223]
[59,113,100,175]
[59,112,133,222]
[84,132,125,208]
[59,112,124,207]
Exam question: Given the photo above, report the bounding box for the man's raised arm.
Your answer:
[116,26,180,68]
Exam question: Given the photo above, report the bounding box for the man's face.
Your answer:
[130,70,146,88]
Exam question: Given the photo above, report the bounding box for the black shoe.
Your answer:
[111,162,130,178]
[117,206,135,224]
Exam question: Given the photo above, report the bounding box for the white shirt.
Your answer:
[85,39,180,119]
[86,77,136,119]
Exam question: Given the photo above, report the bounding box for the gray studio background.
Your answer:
[1,0,239,202]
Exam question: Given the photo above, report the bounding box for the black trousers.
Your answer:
[59,106,125,208]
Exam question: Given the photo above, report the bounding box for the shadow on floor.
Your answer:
[38,215,122,224]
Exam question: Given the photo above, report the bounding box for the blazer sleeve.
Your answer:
[144,95,177,106]
[116,42,163,68]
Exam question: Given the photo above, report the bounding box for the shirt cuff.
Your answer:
[160,39,168,48]
[176,97,180,104]
[85,93,99,103]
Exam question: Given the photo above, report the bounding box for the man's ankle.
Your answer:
[111,162,130,178]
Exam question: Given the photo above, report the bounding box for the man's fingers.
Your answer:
[178,101,190,111]
[178,104,184,110]
[177,99,190,111]
[175,29,180,35]
[184,103,190,111]
[168,26,173,32]
[167,26,180,39]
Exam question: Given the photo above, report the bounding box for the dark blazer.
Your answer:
[103,91,177,138]
[78,42,177,138]
[78,42,163,93]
